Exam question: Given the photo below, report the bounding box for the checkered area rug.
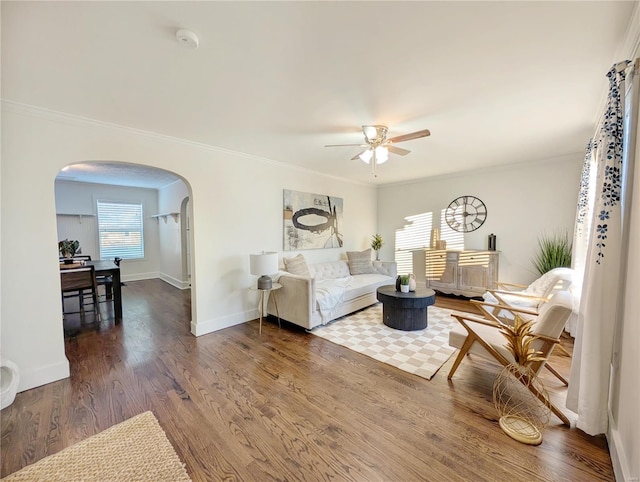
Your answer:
[311,303,461,380]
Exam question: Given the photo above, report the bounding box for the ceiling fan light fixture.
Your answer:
[359,149,373,164]
[325,124,430,176]
[363,125,387,143]
[375,146,389,164]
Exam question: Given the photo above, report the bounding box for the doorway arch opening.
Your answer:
[54,160,196,332]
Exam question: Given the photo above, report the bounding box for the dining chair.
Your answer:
[60,265,101,322]
[59,255,92,262]
[96,257,122,301]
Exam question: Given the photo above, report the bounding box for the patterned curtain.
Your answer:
[567,61,636,435]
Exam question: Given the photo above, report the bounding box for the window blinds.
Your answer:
[97,201,144,260]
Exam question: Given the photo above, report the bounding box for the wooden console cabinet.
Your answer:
[423,249,499,297]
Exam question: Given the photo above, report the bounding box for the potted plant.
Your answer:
[58,239,81,263]
[532,231,572,275]
[370,234,384,261]
[400,274,411,293]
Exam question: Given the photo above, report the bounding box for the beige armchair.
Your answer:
[448,290,574,426]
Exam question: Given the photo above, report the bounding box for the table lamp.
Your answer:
[250,252,279,290]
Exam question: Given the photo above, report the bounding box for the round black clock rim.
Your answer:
[445,195,487,233]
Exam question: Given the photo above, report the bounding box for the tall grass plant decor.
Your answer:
[532,231,572,275]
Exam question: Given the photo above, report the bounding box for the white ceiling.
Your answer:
[2,1,637,187]
[56,162,183,190]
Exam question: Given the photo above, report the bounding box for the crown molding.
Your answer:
[0,100,372,187]
[617,1,640,61]
[377,152,583,190]
[592,2,640,124]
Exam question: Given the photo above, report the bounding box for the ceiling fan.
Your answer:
[325,125,431,176]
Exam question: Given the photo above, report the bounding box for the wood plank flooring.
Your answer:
[1,279,614,480]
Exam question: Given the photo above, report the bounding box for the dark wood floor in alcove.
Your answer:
[1,279,614,481]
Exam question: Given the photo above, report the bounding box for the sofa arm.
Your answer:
[267,273,316,328]
[373,261,397,278]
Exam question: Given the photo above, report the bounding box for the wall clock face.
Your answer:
[445,195,487,233]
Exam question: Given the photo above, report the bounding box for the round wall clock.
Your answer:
[445,195,487,233]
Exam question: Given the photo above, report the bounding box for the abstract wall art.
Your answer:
[283,189,344,250]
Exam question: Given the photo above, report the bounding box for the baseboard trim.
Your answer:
[191,309,257,337]
[608,408,638,481]
[121,271,160,283]
[17,359,70,393]
[159,273,190,290]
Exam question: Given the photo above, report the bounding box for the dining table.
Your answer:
[59,259,122,324]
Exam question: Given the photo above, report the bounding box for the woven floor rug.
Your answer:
[2,411,191,482]
[311,303,461,380]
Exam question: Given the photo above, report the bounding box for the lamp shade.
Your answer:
[359,149,373,164]
[250,252,279,289]
[250,252,278,275]
[374,146,389,164]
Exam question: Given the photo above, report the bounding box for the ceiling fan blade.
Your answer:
[387,145,411,156]
[387,129,431,144]
[325,143,367,148]
[351,150,368,161]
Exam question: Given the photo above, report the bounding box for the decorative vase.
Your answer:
[395,276,401,291]
[488,233,497,251]
[375,250,380,261]
[63,258,74,264]
[400,284,410,293]
[409,274,416,292]
[493,363,551,445]
[430,228,440,249]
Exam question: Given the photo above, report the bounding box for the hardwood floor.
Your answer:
[1,280,613,481]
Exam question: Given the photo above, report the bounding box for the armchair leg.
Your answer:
[544,363,569,386]
[516,368,571,427]
[448,334,476,380]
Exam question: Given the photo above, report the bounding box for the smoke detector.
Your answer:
[176,29,199,49]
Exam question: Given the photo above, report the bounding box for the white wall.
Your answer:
[55,181,161,281]
[377,155,583,285]
[157,180,190,289]
[0,103,377,392]
[608,71,640,480]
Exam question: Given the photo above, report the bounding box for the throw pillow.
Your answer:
[283,254,311,277]
[347,249,375,275]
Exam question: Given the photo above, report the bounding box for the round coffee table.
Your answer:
[376,285,436,331]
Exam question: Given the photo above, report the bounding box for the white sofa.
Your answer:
[267,259,397,330]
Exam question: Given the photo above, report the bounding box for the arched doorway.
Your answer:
[180,197,192,286]
[55,161,195,332]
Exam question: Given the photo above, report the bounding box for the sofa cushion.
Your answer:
[346,249,375,275]
[342,274,393,302]
[311,261,351,280]
[284,254,311,277]
[372,260,396,277]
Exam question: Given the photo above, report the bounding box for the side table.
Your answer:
[250,283,282,334]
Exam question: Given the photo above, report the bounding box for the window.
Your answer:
[394,210,466,277]
[394,212,433,274]
[439,209,465,251]
[97,201,144,260]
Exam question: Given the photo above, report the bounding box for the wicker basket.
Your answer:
[493,363,551,445]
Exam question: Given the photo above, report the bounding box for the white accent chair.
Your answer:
[474,267,574,322]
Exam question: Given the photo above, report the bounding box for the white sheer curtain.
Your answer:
[567,60,639,435]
